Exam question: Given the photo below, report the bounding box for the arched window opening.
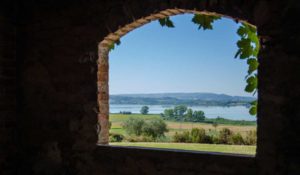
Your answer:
[97,9,258,155]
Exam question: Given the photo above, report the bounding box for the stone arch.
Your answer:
[97,7,256,144]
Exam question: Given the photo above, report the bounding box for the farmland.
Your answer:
[109,113,256,155]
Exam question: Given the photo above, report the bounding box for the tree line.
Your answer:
[160,105,205,122]
[118,105,256,125]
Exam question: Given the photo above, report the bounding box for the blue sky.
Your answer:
[109,14,252,97]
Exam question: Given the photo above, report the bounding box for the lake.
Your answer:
[110,104,256,121]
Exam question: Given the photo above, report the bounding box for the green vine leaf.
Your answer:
[236,23,259,115]
[245,75,258,93]
[237,25,247,37]
[115,39,121,45]
[166,19,175,28]
[108,39,121,51]
[159,17,175,28]
[192,14,221,30]
[247,58,259,74]
[159,18,166,26]
[249,100,257,116]
[250,100,257,106]
[108,42,115,51]
[249,105,257,115]
[236,38,254,59]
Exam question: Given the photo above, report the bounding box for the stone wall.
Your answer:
[93,146,255,175]
[0,1,17,174]
[254,1,300,174]
[0,0,299,175]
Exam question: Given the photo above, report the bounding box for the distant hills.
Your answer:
[110,92,256,106]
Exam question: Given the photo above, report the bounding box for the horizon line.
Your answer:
[110,91,256,97]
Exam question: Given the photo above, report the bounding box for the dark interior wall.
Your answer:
[17,1,102,174]
[0,0,299,175]
[15,1,258,175]
[0,0,17,174]
[254,1,300,174]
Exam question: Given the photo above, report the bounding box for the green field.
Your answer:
[110,113,256,137]
[110,142,256,155]
[109,113,256,155]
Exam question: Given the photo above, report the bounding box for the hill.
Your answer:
[110,92,255,106]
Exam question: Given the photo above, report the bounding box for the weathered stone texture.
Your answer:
[0,0,299,175]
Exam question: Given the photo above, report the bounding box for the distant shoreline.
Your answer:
[110,104,255,121]
[110,92,256,107]
[110,103,251,107]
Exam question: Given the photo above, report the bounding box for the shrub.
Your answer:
[190,128,206,143]
[120,111,132,114]
[109,133,124,142]
[173,129,214,144]
[122,117,168,140]
[212,135,220,144]
[244,130,257,145]
[230,133,244,145]
[218,128,233,144]
[203,135,213,144]
[142,118,168,139]
[122,117,145,136]
[173,131,191,143]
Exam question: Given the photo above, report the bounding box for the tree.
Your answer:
[140,106,149,115]
[122,117,145,136]
[174,105,187,129]
[186,108,193,121]
[174,105,187,117]
[162,109,175,120]
[142,118,168,139]
[192,110,205,122]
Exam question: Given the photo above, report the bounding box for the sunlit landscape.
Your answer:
[108,14,257,155]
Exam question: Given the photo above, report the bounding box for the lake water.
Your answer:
[110,104,256,121]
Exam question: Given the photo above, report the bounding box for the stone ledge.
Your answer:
[97,144,255,158]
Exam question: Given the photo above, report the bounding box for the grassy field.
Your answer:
[110,113,256,137]
[110,142,256,155]
[109,113,256,155]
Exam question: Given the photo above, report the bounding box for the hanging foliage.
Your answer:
[158,17,175,28]
[108,39,121,51]
[191,14,221,30]
[235,23,259,115]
